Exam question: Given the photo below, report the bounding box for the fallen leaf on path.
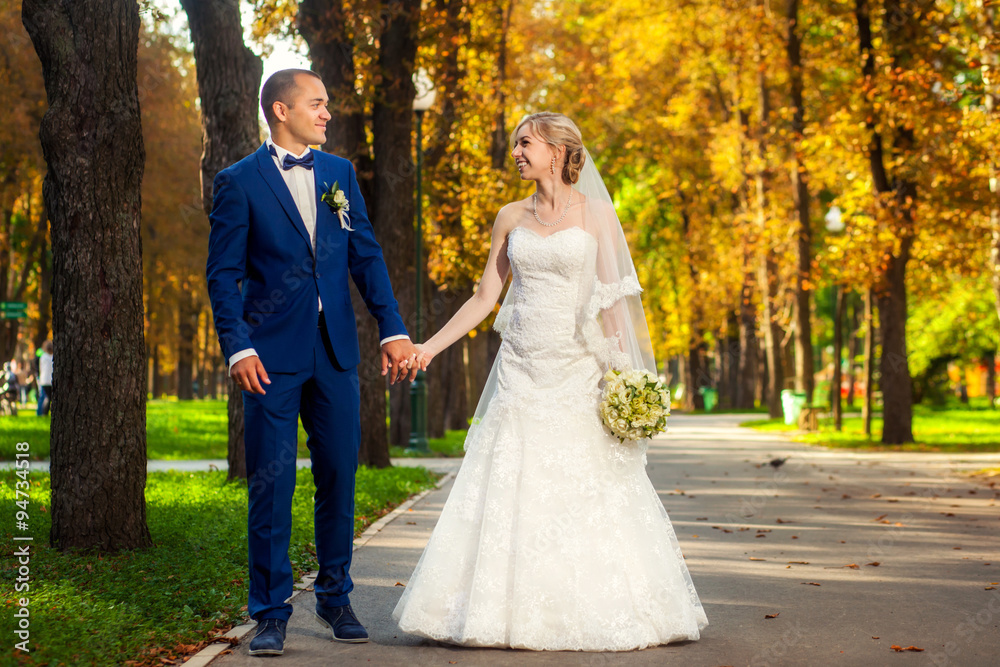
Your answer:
[986,586,996,590]
[787,561,810,564]
[841,494,851,499]
[954,547,962,550]
[873,514,888,522]
[406,521,416,525]
[696,517,709,520]
[764,613,780,619]
[866,562,881,567]
[394,582,405,587]
[756,534,767,538]
[776,518,793,523]
[801,582,822,586]
[749,557,766,561]
[871,493,881,498]
[757,528,772,533]
[872,636,880,639]
[890,645,924,652]
[844,563,860,569]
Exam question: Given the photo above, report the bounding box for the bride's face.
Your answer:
[511,127,555,181]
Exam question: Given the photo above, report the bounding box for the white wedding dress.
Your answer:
[392,225,709,651]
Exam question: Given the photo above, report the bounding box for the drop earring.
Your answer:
[550,156,556,175]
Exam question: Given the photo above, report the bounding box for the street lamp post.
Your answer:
[825,205,845,431]
[408,71,436,453]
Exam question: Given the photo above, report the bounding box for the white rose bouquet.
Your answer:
[599,368,670,442]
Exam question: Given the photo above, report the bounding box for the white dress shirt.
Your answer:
[228,139,409,371]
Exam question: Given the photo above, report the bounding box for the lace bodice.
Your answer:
[495,225,638,371]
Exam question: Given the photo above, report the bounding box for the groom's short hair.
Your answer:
[261,69,323,126]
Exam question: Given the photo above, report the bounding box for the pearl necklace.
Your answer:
[532,190,573,227]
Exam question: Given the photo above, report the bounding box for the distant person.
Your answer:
[11,360,30,404]
[37,340,52,416]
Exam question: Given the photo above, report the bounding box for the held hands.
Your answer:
[413,344,435,370]
[231,356,271,395]
[381,339,431,384]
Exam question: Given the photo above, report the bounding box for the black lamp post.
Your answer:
[408,70,436,453]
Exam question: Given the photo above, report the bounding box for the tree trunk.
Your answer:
[23,0,150,551]
[298,0,390,467]
[982,4,1000,329]
[179,0,262,478]
[34,212,51,350]
[489,0,515,169]
[0,183,13,364]
[832,286,845,430]
[754,55,783,418]
[374,0,421,451]
[786,0,814,402]
[176,288,197,400]
[737,262,758,410]
[855,0,916,444]
[862,288,875,437]
[152,346,162,399]
[846,293,859,409]
[199,309,211,399]
[726,313,740,409]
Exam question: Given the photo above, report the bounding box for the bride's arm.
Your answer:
[419,209,514,361]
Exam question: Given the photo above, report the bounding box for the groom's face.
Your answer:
[278,74,331,147]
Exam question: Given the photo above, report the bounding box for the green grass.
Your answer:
[741,401,1000,452]
[390,428,468,458]
[1,464,437,666]
[0,400,310,461]
[680,406,770,415]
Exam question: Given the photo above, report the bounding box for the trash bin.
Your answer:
[780,389,808,425]
[698,387,718,412]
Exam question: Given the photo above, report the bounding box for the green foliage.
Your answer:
[0,400,309,461]
[390,428,469,458]
[907,274,998,379]
[743,400,1000,452]
[0,465,436,665]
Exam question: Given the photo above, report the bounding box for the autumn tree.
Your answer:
[180,0,263,479]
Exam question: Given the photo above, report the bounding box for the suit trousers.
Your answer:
[242,317,360,621]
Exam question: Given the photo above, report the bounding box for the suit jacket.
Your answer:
[206,143,408,372]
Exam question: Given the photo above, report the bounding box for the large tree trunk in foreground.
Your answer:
[180,0,263,479]
[23,0,151,550]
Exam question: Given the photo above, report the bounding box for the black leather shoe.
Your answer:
[248,618,286,657]
[314,604,369,643]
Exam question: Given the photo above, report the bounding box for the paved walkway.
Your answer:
[192,414,1000,666]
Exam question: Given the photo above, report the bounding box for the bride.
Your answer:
[392,112,708,651]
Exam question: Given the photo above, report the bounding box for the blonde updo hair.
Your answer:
[510,112,586,185]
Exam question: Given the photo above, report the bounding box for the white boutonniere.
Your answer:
[321,181,353,231]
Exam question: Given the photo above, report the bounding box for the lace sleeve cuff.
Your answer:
[588,274,642,317]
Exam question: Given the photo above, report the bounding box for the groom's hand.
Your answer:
[231,356,271,395]
[381,339,420,384]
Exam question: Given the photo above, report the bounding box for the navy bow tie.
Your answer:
[269,144,314,171]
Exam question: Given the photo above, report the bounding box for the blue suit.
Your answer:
[206,143,407,621]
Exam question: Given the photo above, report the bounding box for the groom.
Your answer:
[206,69,419,656]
